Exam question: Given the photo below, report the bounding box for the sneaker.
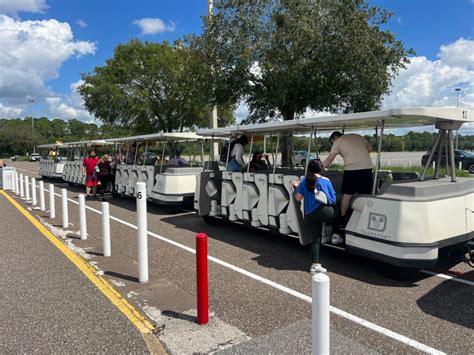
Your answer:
[310,263,327,274]
[101,197,106,202]
[331,234,344,245]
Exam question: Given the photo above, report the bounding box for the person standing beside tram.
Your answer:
[82,150,100,199]
[322,131,373,237]
[227,135,249,172]
[292,160,337,274]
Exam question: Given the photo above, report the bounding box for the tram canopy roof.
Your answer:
[63,139,113,147]
[38,143,67,149]
[197,107,473,137]
[106,132,204,143]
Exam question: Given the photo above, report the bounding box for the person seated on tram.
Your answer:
[249,151,271,172]
[169,151,188,167]
[49,148,58,161]
[292,160,339,275]
[154,156,169,167]
[227,135,249,172]
[126,143,137,165]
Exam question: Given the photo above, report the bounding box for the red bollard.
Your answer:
[196,233,209,325]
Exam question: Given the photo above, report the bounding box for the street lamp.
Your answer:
[455,88,461,149]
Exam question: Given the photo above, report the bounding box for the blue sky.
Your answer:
[0,0,472,126]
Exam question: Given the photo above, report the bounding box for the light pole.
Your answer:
[455,88,460,149]
[28,98,36,153]
[208,0,219,159]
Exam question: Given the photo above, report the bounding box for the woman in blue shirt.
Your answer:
[293,160,337,274]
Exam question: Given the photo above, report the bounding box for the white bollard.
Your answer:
[432,161,435,169]
[15,172,20,195]
[78,194,87,240]
[19,173,24,198]
[25,175,30,201]
[312,273,330,355]
[61,188,69,229]
[49,184,55,219]
[409,160,412,168]
[136,182,148,283]
[39,180,45,211]
[31,178,37,206]
[102,202,111,257]
[459,161,462,171]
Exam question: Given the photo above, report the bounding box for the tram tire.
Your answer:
[67,182,75,186]
[468,164,474,174]
[111,191,121,198]
[202,215,221,226]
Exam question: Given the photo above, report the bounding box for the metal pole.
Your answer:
[420,130,443,181]
[160,142,166,174]
[196,233,209,325]
[49,183,55,219]
[12,171,17,194]
[25,175,30,201]
[448,130,456,182]
[19,173,24,198]
[225,137,232,170]
[371,120,384,195]
[434,130,445,180]
[312,273,330,355]
[78,194,87,240]
[208,0,219,159]
[102,202,111,257]
[136,182,148,283]
[305,127,314,174]
[61,188,69,228]
[246,133,254,173]
[39,180,45,211]
[273,133,280,175]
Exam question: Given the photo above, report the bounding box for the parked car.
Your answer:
[421,149,474,173]
[293,150,318,166]
[10,155,19,161]
[29,153,41,162]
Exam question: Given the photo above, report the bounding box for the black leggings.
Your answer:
[305,206,338,264]
[98,176,110,196]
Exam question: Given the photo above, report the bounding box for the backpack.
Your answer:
[220,140,236,163]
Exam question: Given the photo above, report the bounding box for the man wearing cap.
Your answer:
[323,131,373,233]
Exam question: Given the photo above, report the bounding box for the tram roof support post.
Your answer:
[371,120,384,196]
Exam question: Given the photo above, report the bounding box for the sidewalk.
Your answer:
[0,192,152,353]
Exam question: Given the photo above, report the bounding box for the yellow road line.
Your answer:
[0,190,155,335]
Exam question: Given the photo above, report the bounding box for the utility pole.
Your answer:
[28,98,36,153]
[455,88,460,150]
[208,0,219,160]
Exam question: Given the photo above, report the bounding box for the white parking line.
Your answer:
[420,270,474,287]
[13,176,446,354]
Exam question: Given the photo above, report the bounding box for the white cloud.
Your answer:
[437,38,474,68]
[0,102,22,117]
[0,0,48,16]
[45,80,95,121]
[0,15,96,119]
[133,18,176,35]
[76,20,88,28]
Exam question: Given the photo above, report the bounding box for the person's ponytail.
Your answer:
[305,160,323,191]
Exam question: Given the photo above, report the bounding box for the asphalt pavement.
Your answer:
[0,191,151,353]
[4,161,474,354]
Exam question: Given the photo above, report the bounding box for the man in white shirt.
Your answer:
[323,131,373,226]
[227,135,249,172]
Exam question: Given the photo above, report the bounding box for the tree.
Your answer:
[191,0,413,164]
[78,39,235,134]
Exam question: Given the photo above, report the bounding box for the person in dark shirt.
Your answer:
[249,151,271,172]
[97,154,112,201]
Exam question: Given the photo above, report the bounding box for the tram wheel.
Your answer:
[111,191,121,198]
[202,215,221,226]
[67,182,75,186]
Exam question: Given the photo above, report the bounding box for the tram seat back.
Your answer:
[268,173,290,229]
[242,172,260,222]
[255,172,269,226]
[231,172,244,220]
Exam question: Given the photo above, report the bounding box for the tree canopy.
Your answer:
[79,39,235,133]
[191,0,413,122]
